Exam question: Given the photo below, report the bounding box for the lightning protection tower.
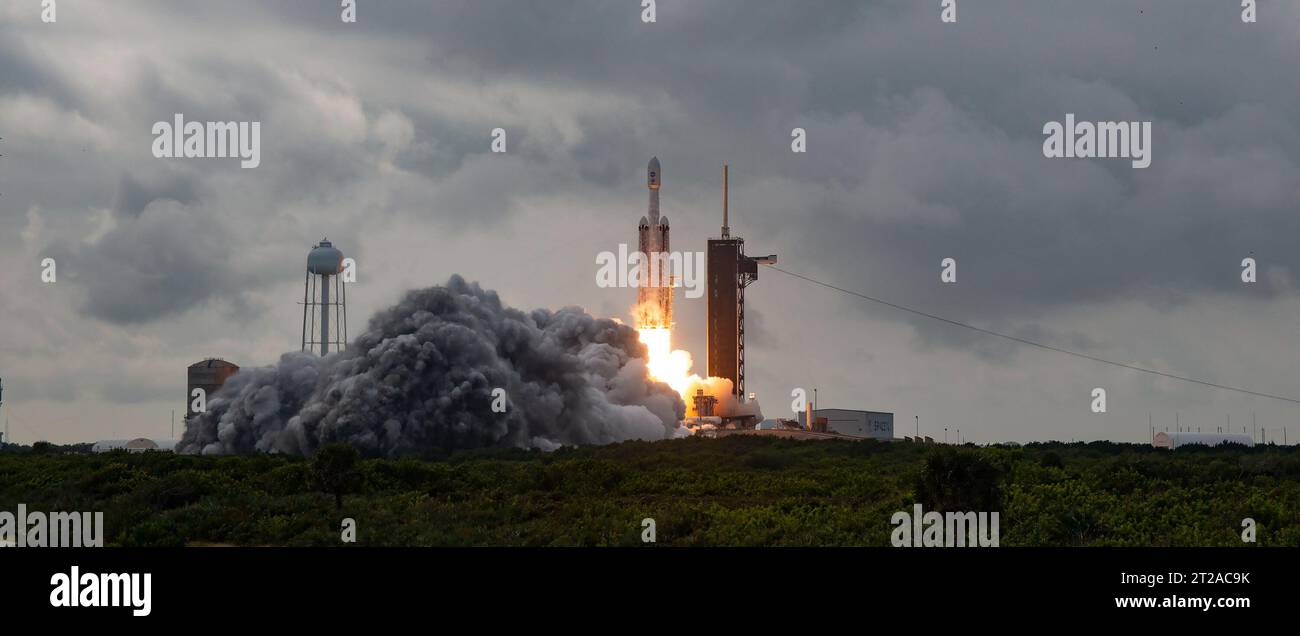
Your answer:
[302,239,348,355]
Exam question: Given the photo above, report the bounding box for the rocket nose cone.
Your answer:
[647,157,661,188]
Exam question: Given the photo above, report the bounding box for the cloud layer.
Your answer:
[2,1,1299,445]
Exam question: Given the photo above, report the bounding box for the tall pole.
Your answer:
[721,165,729,238]
[301,272,310,352]
[338,275,347,352]
[915,415,919,440]
[320,274,331,356]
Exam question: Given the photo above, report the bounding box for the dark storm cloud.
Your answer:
[242,0,1300,365]
[743,307,777,348]
[420,0,1297,353]
[249,0,1300,328]
[56,200,246,324]
[112,173,200,219]
[0,33,80,111]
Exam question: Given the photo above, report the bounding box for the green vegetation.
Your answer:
[311,443,363,510]
[1,437,1297,546]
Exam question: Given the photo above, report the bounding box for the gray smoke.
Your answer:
[180,275,685,456]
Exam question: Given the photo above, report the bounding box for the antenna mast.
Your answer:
[721,165,730,238]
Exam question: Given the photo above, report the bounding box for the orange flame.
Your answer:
[634,301,700,401]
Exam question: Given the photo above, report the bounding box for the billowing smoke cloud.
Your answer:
[180,275,685,456]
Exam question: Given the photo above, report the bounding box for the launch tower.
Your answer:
[706,165,776,400]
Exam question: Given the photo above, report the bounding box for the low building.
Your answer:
[813,408,894,440]
[1153,432,1253,449]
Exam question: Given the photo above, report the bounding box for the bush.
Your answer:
[312,444,363,510]
[915,447,1005,512]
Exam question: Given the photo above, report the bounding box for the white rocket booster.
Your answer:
[637,157,673,328]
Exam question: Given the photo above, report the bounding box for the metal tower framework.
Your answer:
[302,272,347,355]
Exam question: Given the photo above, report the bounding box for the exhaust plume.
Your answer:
[180,275,685,456]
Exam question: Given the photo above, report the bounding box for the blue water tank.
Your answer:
[307,239,344,275]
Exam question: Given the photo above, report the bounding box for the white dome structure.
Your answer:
[92,438,179,453]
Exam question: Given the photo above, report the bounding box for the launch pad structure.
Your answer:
[706,165,776,402]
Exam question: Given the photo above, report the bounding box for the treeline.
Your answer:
[1,437,1297,546]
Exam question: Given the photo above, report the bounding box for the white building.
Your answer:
[91,438,179,453]
[813,409,894,439]
[1152,432,1253,449]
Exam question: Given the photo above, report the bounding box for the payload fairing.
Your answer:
[637,157,673,328]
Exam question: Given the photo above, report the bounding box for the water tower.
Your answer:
[302,239,348,355]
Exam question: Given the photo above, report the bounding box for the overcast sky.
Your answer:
[2,0,1299,445]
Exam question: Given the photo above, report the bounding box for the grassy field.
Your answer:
[2,437,1298,546]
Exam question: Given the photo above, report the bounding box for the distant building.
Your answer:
[1153,432,1254,449]
[187,358,239,419]
[813,409,894,440]
[755,418,802,431]
[91,438,179,453]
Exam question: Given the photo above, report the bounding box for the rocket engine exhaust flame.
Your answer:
[636,323,694,396]
[633,301,755,420]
